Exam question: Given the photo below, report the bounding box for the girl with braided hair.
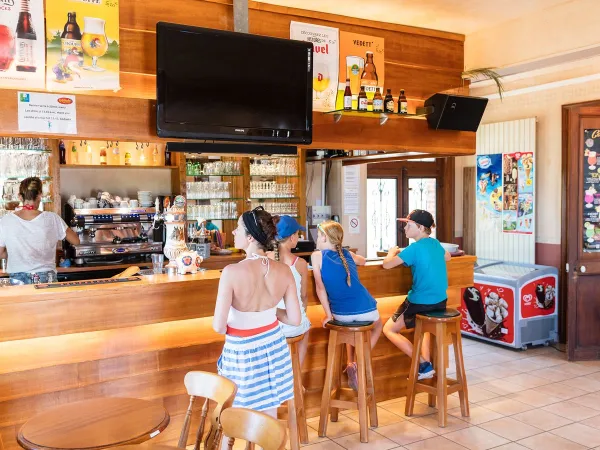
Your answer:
[311,220,382,391]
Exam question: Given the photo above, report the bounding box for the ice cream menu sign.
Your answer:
[583,129,600,252]
[502,152,534,234]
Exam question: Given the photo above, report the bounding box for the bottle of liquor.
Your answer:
[165,148,172,166]
[358,86,368,112]
[152,144,159,165]
[15,0,36,73]
[60,12,83,67]
[373,88,384,112]
[361,51,378,84]
[100,147,107,165]
[343,78,352,111]
[398,89,408,114]
[59,140,66,165]
[124,151,131,166]
[384,89,395,113]
[71,143,78,164]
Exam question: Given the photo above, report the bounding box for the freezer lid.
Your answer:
[475,258,501,268]
[476,263,539,279]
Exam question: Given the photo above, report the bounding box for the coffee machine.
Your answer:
[64,205,163,265]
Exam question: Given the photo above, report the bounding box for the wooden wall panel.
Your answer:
[463,166,476,255]
[0,0,472,155]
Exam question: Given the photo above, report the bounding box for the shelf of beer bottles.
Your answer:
[186,173,243,177]
[324,109,427,125]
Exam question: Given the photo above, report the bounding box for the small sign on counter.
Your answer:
[18,91,77,134]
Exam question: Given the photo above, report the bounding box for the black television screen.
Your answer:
[156,23,313,144]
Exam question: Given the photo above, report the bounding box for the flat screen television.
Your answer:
[156,23,313,144]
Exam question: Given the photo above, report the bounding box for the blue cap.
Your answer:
[276,215,306,240]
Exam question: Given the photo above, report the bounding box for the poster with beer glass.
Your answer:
[0,0,45,89]
[290,22,339,112]
[46,0,119,91]
[336,31,385,111]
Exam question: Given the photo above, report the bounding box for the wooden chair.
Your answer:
[285,334,309,444]
[318,321,377,443]
[165,371,237,450]
[219,407,287,450]
[404,309,469,427]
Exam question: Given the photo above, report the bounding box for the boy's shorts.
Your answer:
[392,299,447,329]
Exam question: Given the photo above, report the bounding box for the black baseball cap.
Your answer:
[397,209,435,228]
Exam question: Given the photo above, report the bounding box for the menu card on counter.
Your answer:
[583,129,600,252]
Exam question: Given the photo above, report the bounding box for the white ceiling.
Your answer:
[257,0,572,35]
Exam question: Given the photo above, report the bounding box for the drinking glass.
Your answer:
[82,17,109,72]
[151,254,164,274]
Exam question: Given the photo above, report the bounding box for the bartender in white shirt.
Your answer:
[0,177,80,284]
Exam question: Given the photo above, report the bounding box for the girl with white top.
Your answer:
[213,206,301,419]
[272,215,311,366]
[0,177,80,284]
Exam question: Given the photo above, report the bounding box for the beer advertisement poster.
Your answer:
[475,154,502,232]
[336,31,385,111]
[46,0,120,91]
[0,0,46,89]
[290,22,339,112]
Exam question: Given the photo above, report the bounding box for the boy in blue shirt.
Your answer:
[382,209,451,379]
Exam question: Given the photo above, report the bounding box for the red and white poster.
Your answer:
[520,275,557,319]
[461,282,515,345]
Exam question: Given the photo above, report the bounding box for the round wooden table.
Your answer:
[17,398,170,450]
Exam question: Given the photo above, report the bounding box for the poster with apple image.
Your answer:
[520,274,557,319]
[290,22,339,112]
[46,0,119,91]
[475,154,502,232]
[0,0,45,89]
[335,31,384,111]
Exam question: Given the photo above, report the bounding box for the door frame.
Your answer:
[562,100,600,359]
[366,158,455,246]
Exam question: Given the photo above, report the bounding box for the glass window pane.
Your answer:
[367,178,397,258]
[408,178,437,239]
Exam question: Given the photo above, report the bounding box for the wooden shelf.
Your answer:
[324,109,428,125]
[60,164,177,169]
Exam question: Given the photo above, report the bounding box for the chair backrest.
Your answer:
[219,408,287,450]
[177,371,238,450]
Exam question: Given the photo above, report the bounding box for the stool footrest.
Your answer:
[415,377,463,396]
[331,399,358,410]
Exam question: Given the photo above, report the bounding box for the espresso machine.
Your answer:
[64,204,163,266]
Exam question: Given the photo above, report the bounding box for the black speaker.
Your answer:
[423,94,488,132]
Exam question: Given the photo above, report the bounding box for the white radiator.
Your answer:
[476,118,536,264]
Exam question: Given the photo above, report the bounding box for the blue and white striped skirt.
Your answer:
[217,323,295,411]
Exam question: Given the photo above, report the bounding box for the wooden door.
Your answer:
[563,102,600,360]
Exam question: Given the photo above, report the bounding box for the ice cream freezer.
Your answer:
[460,260,558,349]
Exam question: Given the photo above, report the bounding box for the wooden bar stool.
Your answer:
[318,321,377,443]
[405,309,469,427]
[286,334,309,444]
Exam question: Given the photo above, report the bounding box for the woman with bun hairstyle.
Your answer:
[213,206,301,418]
[0,177,80,284]
[311,220,382,390]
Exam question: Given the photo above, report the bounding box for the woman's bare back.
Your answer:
[229,257,295,312]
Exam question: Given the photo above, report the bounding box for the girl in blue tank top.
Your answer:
[311,220,382,390]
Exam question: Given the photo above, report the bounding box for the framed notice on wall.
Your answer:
[0,0,46,89]
[46,0,120,91]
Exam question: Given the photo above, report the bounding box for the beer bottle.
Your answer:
[398,89,408,114]
[100,147,107,165]
[15,0,36,73]
[358,86,368,112]
[373,88,384,112]
[384,89,395,113]
[61,12,83,67]
[361,51,378,83]
[343,78,352,111]
[165,149,172,166]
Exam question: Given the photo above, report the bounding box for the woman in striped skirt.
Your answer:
[213,207,301,417]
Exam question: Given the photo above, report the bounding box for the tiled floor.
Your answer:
[300,338,600,450]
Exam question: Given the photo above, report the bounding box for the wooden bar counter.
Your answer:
[0,256,475,450]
